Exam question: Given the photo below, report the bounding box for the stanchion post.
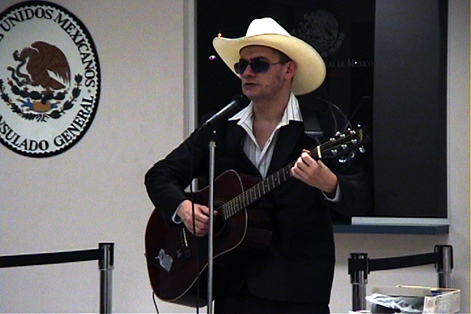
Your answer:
[99,242,114,314]
[350,253,368,311]
[435,245,453,288]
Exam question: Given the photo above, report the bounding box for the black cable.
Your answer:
[348,96,371,122]
[316,96,353,133]
[152,292,160,313]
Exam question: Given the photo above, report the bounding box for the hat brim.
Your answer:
[213,34,326,95]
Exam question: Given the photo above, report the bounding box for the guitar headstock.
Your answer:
[310,126,369,161]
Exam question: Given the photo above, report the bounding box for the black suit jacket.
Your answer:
[145,117,372,305]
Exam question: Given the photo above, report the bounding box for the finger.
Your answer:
[291,164,307,181]
[300,151,317,166]
[198,204,210,215]
[186,219,208,236]
[294,156,308,172]
[195,211,209,225]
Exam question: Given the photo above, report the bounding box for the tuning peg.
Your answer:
[338,152,356,163]
[334,131,347,138]
[359,146,366,153]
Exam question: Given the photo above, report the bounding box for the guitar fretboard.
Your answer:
[220,162,294,220]
[217,127,363,221]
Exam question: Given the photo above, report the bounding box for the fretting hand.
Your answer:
[291,150,338,197]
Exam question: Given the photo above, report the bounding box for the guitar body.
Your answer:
[145,170,272,306]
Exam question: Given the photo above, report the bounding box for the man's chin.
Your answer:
[241,88,257,100]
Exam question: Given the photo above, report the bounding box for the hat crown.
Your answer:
[245,17,291,37]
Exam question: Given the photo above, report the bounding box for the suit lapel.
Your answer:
[226,121,261,176]
[268,121,304,175]
[226,121,245,154]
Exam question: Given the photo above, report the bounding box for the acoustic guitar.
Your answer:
[145,127,368,306]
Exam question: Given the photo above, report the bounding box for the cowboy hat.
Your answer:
[212,17,326,95]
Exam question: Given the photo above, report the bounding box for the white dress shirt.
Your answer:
[229,93,302,178]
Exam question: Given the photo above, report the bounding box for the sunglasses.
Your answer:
[233,58,284,74]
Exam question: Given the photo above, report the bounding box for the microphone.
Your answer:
[202,94,250,128]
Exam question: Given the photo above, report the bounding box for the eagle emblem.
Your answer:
[292,10,345,58]
[1,41,82,122]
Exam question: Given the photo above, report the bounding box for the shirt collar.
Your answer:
[229,92,303,125]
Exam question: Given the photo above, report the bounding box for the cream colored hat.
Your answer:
[212,17,326,95]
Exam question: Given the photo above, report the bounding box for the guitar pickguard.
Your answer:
[156,248,173,272]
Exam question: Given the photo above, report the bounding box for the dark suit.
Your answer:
[145,116,372,309]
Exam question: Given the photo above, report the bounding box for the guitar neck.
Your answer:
[219,127,365,220]
[220,163,294,220]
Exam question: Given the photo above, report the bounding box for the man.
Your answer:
[145,17,372,313]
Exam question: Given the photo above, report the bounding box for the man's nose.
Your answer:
[241,63,255,76]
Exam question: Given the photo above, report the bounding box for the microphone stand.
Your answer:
[207,129,216,314]
[201,94,248,313]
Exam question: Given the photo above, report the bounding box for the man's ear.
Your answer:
[285,60,297,80]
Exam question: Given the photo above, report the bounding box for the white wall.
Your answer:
[0,0,468,313]
[0,0,188,313]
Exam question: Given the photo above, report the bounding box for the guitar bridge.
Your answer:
[177,247,191,260]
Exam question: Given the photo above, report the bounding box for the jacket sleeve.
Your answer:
[144,128,208,222]
[324,157,373,216]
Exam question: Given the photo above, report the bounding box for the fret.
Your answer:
[226,198,237,219]
[281,167,287,181]
[241,193,247,209]
[272,173,277,187]
[226,202,233,218]
[285,167,290,180]
[222,203,229,220]
[231,202,237,216]
[233,202,238,216]
[275,172,281,185]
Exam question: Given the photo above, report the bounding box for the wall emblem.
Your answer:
[292,9,345,58]
[0,1,100,157]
